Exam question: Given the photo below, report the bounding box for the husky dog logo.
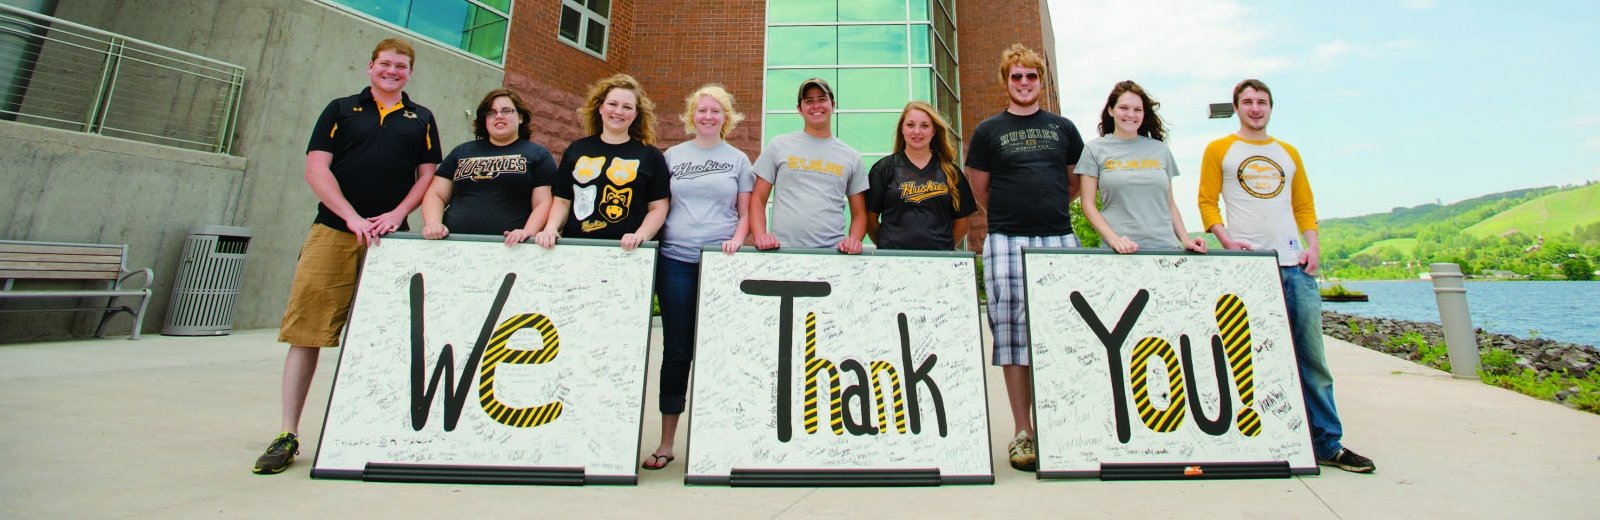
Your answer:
[573,184,597,221]
[605,158,640,185]
[600,185,633,222]
[573,156,605,184]
[1236,156,1286,199]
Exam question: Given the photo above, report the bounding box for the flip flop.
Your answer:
[641,454,675,470]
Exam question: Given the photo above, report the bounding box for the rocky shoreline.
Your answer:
[1323,311,1597,379]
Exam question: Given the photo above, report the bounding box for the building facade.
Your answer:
[0,0,1057,340]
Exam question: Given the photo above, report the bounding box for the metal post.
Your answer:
[1429,263,1480,379]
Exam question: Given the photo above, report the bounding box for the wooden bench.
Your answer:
[0,240,154,339]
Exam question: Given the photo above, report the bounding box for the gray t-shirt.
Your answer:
[1077,135,1181,250]
[661,141,754,263]
[753,131,868,248]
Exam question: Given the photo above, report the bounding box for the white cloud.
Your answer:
[1403,0,1437,11]
[1047,0,1299,230]
[1311,39,1355,67]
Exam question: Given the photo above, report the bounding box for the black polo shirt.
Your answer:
[305,87,443,232]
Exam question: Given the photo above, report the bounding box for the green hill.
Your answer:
[1464,183,1600,239]
[1320,182,1600,280]
[1353,237,1417,258]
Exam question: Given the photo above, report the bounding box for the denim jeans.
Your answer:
[655,255,699,415]
[1281,266,1344,459]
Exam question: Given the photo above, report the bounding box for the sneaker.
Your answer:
[1008,431,1037,471]
[253,432,300,475]
[1317,448,1375,474]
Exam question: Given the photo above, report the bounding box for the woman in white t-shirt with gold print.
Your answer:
[1077,80,1206,254]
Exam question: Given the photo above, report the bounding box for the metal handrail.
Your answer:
[0,3,246,154]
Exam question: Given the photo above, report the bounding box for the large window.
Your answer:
[558,0,611,58]
[323,0,511,64]
[764,0,959,167]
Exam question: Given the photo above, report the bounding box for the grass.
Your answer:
[1400,338,1600,414]
[1320,283,1366,297]
[1464,182,1600,239]
[1352,237,1419,257]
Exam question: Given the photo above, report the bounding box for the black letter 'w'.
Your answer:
[409,273,516,431]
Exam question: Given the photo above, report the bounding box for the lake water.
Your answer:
[1322,280,1600,347]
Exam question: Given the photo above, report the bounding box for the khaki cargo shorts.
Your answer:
[278,224,365,347]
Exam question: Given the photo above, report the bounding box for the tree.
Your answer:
[1562,257,1594,281]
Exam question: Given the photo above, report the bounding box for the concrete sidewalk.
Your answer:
[2,327,1596,519]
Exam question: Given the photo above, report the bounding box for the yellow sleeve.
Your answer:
[1197,138,1229,231]
[1284,143,1318,233]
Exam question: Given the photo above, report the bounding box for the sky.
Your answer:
[1046,0,1600,230]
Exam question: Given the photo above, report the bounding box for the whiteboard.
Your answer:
[686,248,993,485]
[1022,249,1316,477]
[312,235,656,484]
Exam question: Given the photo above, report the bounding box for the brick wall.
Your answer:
[503,0,636,158]
[630,1,766,159]
[501,1,767,161]
[955,0,1060,253]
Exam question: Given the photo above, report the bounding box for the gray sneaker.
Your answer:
[252,432,300,475]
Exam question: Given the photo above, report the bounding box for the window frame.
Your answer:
[557,0,611,60]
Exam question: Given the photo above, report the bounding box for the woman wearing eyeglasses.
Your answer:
[420,88,557,245]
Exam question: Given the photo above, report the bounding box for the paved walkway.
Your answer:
[2,327,1596,519]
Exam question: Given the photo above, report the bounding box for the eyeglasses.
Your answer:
[800,95,831,106]
[1009,72,1040,82]
[486,107,518,117]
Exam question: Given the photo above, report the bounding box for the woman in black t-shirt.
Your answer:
[535,74,671,250]
[420,88,557,245]
[865,101,976,250]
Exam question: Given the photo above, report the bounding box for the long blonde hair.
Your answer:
[892,101,963,212]
[577,74,657,145]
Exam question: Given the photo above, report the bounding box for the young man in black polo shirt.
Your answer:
[965,43,1085,471]
[253,38,442,475]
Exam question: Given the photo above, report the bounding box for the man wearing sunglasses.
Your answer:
[964,43,1085,472]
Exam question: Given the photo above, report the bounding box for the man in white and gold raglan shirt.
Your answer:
[1199,79,1375,474]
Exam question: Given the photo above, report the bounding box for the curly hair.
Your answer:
[578,74,657,145]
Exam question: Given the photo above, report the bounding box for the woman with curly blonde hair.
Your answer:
[535,74,670,250]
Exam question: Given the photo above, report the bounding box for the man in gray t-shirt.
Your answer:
[751,78,869,253]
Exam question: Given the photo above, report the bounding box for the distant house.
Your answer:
[1479,270,1526,279]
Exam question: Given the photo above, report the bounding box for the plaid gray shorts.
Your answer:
[985,232,1078,366]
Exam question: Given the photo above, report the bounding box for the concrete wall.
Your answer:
[0,121,245,340]
[1,0,502,340]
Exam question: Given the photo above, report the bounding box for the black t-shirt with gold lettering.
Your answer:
[964,110,1084,236]
[551,135,671,239]
[866,152,976,250]
[435,139,557,235]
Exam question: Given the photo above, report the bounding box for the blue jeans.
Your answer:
[1281,266,1344,458]
[655,255,699,415]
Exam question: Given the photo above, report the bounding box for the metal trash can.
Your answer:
[162,225,252,336]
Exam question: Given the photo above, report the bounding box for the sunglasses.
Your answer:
[1010,72,1040,82]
